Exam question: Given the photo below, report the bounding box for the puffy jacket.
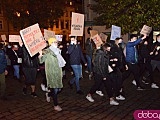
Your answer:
[93,49,109,78]
[126,38,142,63]
[0,50,7,74]
[21,46,39,68]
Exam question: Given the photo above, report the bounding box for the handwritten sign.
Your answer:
[55,35,63,41]
[71,12,84,36]
[44,29,55,41]
[20,23,46,57]
[1,34,6,41]
[100,33,108,43]
[9,35,21,42]
[140,25,152,36]
[91,34,103,48]
[110,25,121,40]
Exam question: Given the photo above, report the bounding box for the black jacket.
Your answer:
[21,46,39,68]
[85,38,95,57]
[93,49,109,78]
[150,42,160,61]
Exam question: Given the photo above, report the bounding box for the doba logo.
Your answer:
[134,110,160,120]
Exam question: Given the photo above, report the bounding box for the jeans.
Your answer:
[0,72,6,97]
[13,65,20,79]
[70,65,82,91]
[86,55,92,73]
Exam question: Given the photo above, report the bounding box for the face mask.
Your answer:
[7,45,11,48]
[119,39,123,43]
[71,41,77,45]
[51,43,57,48]
[14,45,18,48]
[157,39,160,43]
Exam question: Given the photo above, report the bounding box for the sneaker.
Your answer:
[31,92,37,98]
[110,100,119,105]
[85,70,89,73]
[142,80,149,84]
[54,105,62,112]
[86,95,94,102]
[116,95,125,100]
[76,90,84,95]
[45,93,50,102]
[23,88,27,95]
[137,86,145,90]
[132,80,136,86]
[151,83,159,89]
[41,84,46,91]
[96,91,104,96]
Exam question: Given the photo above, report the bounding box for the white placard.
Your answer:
[20,23,46,57]
[1,34,6,41]
[110,25,121,40]
[71,12,84,36]
[55,35,63,41]
[9,35,21,42]
[44,29,55,41]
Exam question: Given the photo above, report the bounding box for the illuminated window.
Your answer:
[61,21,64,29]
[56,21,59,28]
[0,20,3,30]
[0,3,1,14]
[65,21,69,29]
[70,2,72,5]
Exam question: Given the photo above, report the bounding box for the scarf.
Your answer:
[49,46,66,68]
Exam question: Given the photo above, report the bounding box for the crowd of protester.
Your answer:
[0,31,160,111]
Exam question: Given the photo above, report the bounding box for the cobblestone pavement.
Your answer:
[0,70,160,120]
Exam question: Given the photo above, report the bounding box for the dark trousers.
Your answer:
[89,73,113,98]
[127,63,141,87]
[110,69,122,97]
[140,62,154,84]
[40,69,47,87]
[48,88,61,106]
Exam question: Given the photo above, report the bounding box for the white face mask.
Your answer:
[51,43,57,48]
[157,39,160,43]
[71,40,77,45]
[118,39,123,43]
[14,45,18,48]
[7,45,11,48]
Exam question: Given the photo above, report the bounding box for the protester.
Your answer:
[86,43,119,105]
[39,38,66,111]
[8,44,22,82]
[68,36,87,95]
[0,43,8,100]
[126,34,147,90]
[21,45,39,97]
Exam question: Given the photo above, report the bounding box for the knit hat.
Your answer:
[48,38,57,46]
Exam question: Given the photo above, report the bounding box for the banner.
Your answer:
[140,25,152,36]
[55,35,63,41]
[44,29,55,41]
[110,25,121,40]
[71,12,84,36]
[1,34,6,41]
[20,23,46,57]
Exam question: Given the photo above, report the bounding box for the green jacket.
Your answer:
[39,48,63,88]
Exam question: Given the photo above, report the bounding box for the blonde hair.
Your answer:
[48,38,57,46]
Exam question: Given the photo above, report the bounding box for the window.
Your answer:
[0,4,2,14]
[0,20,3,30]
[61,21,64,29]
[65,21,69,29]
[56,21,59,28]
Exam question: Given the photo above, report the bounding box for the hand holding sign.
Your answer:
[140,25,152,36]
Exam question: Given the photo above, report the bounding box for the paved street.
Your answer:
[0,70,160,120]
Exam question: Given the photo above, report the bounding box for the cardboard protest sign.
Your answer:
[90,30,98,38]
[140,25,152,36]
[100,33,108,43]
[9,35,21,42]
[20,23,46,57]
[71,12,84,36]
[44,29,55,41]
[55,35,63,41]
[1,34,6,41]
[110,25,121,40]
[91,34,103,48]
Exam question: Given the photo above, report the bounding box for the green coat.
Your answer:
[39,48,63,88]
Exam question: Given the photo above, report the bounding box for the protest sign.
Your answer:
[110,25,121,40]
[100,33,108,43]
[44,29,55,41]
[9,35,21,42]
[55,35,63,41]
[20,23,46,57]
[1,34,6,41]
[91,34,103,48]
[140,25,152,36]
[71,12,84,36]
